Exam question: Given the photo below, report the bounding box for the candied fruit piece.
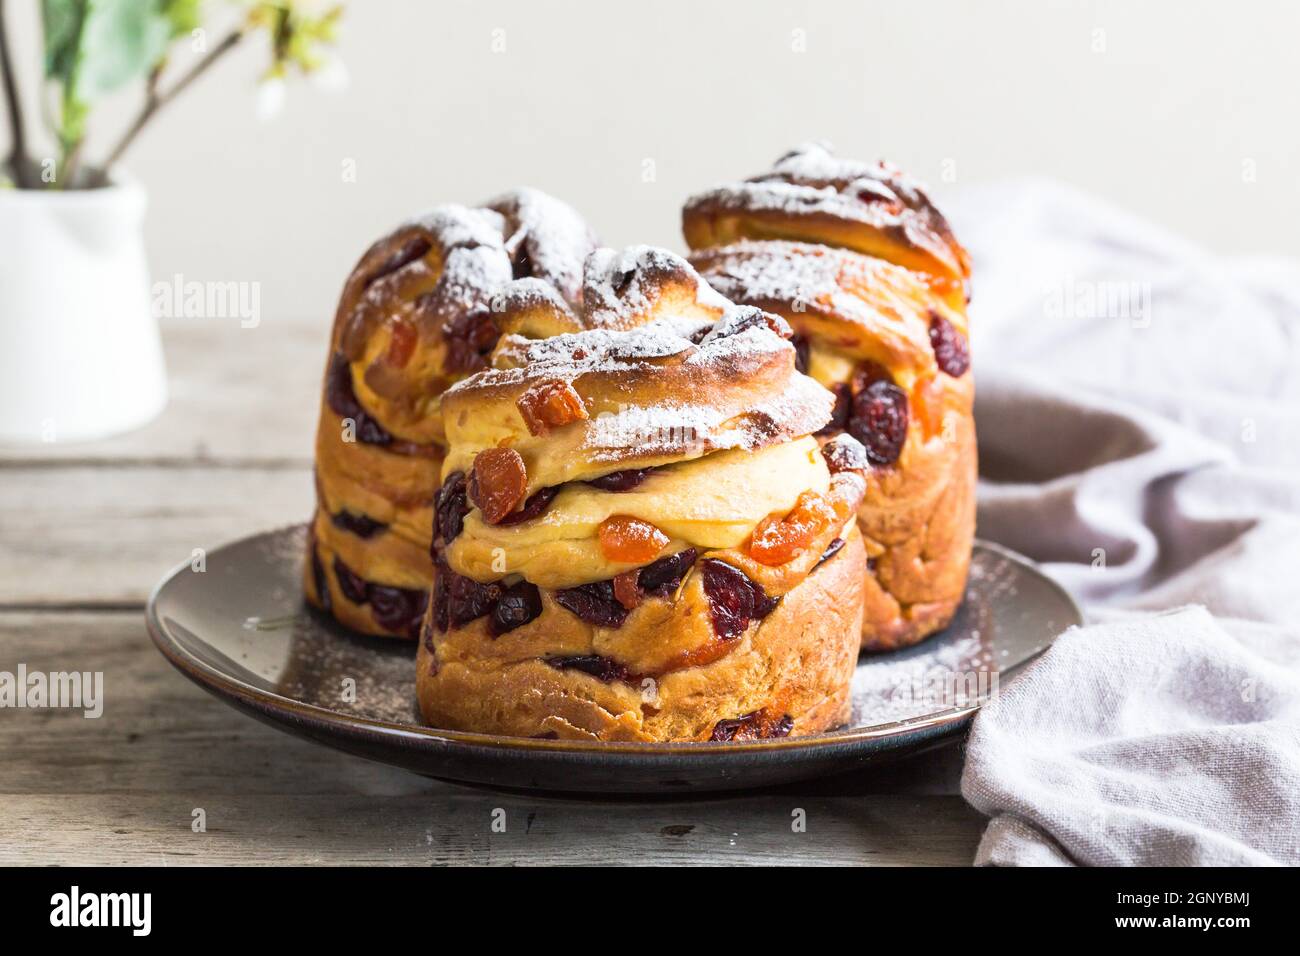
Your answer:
[928,312,970,377]
[468,447,528,524]
[749,491,838,566]
[613,571,642,610]
[848,380,908,466]
[553,580,629,628]
[700,559,779,639]
[383,319,418,369]
[598,515,669,563]
[489,580,542,635]
[516,379,589,436]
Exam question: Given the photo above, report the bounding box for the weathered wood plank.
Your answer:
[0,318,323,466]
[0,467,312,605]
[0,611,981,865]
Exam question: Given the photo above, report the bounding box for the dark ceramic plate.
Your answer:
[146,525,1080,794]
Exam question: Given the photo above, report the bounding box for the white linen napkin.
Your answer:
[944,180,1300,866]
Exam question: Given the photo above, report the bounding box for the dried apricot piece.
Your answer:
[749,491,838,566]
[468,447,528,524]
[612,570,642,610]
[516,379,589,436]
[597,515,668,563]
[384,318,418,368]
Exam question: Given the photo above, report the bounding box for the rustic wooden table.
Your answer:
[0,317,984,866]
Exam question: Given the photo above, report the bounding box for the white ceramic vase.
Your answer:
[0,177,167,444]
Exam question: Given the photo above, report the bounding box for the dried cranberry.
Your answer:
[546,655,632,683]
[496,485,560,525]
[928,312,970,377]
[848,380,908,466]
[489,580,542,635]
[330,510,387,539]
[370,584,428,638]
[814,537,846,570]
[638,548,697,598]
[435,471,470,545]
[553,580,629,628]
[817,383,851,436]
[443,571,501,629]
[332,556,370,605]
[710,710,794,742]
[792,334,810,374]
[821,433,869,473]
[325,352,393,446]
[584,468,653,492]
[700,560,779,639]
[512,244,534,280]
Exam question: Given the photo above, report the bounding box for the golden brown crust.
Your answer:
[416,525,866,741]
[683,142,971,308]
[684,148,977,652]
[417,246,869,740]
[306,190,596,638]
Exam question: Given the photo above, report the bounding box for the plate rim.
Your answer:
[145,529,1081,758]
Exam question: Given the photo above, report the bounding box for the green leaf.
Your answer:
[161,0,202,40]
[74,0,173,99]
[42,0,87,82]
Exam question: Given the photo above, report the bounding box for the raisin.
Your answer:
[821,433,869,473]
[516,379,589,436]
[848,380,908,466]
[489,580,543,635]
[325,352,393,446]
[700,559,779,639]
[638,548,697,597]
[434,471,470,545]
[813,537,846,570]
[467,447,528,524]
[496,485,560,526]
[749,491,838,566]
[553,580,629,628]
[584,468,653,492]
[546,655,632,683]
[792,334,810,374]
[512,244,534,280]
[443,572,501,629]
[370,584,428,638]
[710,710,795,742]
[598,515,669,563]
[332,556,370,605]
[330,510,387,539]
[928,312,970,377]
[816,383,851,436]
[613,571,642,610]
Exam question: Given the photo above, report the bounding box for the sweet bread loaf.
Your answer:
[416,247,871,741]
[305,190,596,638]
[684,144,976,651]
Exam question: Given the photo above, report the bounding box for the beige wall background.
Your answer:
[6,0,1298,321]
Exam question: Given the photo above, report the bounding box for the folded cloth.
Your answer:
[945,180,1300,865]
[962,607,1300,866]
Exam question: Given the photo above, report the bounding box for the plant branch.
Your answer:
[101,29,245,174]
[0,0,33,187]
